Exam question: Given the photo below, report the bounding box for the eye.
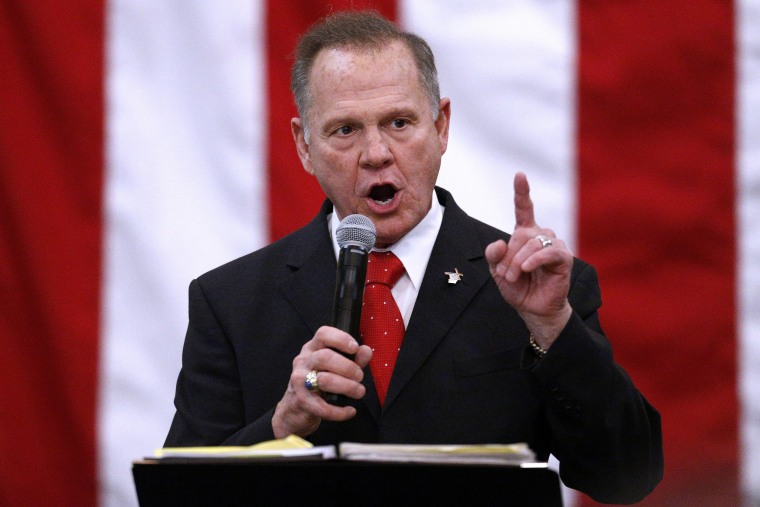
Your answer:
[333,125,355,136]
[390,118,408,129]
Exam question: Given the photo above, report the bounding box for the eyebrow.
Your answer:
[322,104,421,131]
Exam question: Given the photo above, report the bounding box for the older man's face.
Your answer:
[291,41,450,247]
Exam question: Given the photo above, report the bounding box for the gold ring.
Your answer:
[304,370,320,392]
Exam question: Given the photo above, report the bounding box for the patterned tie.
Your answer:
[360,251,406,406]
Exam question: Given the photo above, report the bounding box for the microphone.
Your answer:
[325,214,376,405]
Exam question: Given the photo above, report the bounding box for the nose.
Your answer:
[359,127,392,169]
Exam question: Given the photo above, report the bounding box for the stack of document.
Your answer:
[338,442,539,466]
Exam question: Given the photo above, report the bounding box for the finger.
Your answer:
[519,237,572,274]
[289,385,358,424]
[289,368,361,415]
[354,344,373,369]
[305,347,365,385]
[508,229,558,271]
[310,370,366,400]
[316,402,358,422]
[503,229,564,282]
[504,238,544,282]
[485,239,509,278]
[485,239,507,266]
[513,172,536,229]
[307,326,361,355]
[296,378,360,421]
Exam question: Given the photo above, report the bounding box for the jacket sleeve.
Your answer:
[164,278,276,447]
[527,262,664,504]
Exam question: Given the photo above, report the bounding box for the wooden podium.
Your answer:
[132,458,563,506]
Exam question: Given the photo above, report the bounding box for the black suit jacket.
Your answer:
[166,188,663,503]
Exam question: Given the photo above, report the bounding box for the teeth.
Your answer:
[373,198,393,205]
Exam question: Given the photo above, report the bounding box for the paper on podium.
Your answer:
[155,434,336,460]
[338,442,543,467]
[153,436,542,467]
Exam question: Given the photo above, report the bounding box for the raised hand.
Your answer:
[485,172,573,349]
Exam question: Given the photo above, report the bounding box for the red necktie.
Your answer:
[360,251,405,406]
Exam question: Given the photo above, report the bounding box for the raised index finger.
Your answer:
[514,172,536,228]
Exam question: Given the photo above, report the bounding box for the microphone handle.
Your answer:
[325,245,368,405]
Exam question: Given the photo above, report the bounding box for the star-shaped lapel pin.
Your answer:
[445,268,463,285]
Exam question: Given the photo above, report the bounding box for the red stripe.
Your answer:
[577,1,737,504]
[265,0,398,241]
[0,2,103,505]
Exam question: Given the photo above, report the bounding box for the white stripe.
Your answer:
[100,1,265,505]
[400,2,577,504]
[401,0,577,252]
[739,0,760,503]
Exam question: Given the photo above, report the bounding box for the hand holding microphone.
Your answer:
[271,215,376,438]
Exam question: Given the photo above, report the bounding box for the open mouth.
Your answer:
[369,184,397,205]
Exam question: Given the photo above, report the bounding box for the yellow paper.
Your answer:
[155,434,314,458]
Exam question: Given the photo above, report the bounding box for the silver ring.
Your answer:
[304,370,320,392]
[535,234,553,249]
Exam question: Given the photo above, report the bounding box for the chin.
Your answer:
[374,225,408,248]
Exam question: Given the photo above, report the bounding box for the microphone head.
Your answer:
[336,214,376,251]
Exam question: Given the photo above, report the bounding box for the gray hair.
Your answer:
[290,10,441,143]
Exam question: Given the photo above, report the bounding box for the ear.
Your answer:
[435,98,451,155]
[291,117,314,175]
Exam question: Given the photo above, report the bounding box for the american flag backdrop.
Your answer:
[1,1,758,505]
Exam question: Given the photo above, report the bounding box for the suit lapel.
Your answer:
[384,191,493,409]
[277,203,336,337]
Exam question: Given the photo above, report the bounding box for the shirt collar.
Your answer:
[328,190,444,291]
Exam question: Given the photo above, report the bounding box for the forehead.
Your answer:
[311,39,416,77]
[307,41,425,112]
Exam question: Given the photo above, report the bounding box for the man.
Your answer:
[165,11,663,503]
